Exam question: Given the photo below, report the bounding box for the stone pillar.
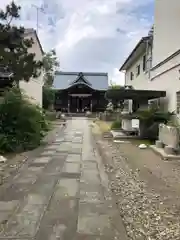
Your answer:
[164,146,174,155]
[122,119,132,131]
[68,99,70,113]
[155,140,163,148]
[122,100,129,114]
[90,99,92,112]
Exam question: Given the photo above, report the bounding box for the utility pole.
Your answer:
[32,4,45,36]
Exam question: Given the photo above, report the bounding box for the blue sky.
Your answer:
[0,0,154,84]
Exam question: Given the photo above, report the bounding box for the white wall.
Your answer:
[20,32,43,107]
[150,53,180,112]
[125,54,149,89]
[124,0,180,113]
[125,49,180,113]
[152,0,180,67]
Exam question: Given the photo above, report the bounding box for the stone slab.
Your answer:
[80,191,103,203]
[0,200,19,211]
[25,194,47,205]
[27,167,44,173]
[61,172,81,179]
[73,233,115,240]
[55,138,64,142]
[14,177,36,185]
[48,224,67,239]
[63,162,80,174]
[150,145,180,160]
[0,211,13,225]
[70,147,82,154]
[82,151,96,161]
[80,182,102,194]
[0,183,31,202]
[40,150,56,156]
[36,198,78,240]
[72,137,83,143]
[45,145,58,150]
[0,202,45,237]
[77,213,111,236]
[81,169,100,184]
[79,202,113,215]
[32,177,57,197]
[66,154,81,163]
[82,161,97,170]
[34,157,51,164]
[56,179,79,198]
[57,143,72,152]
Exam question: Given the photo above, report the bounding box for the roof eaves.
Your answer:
[119,36,149,71]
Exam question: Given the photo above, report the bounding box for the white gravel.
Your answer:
[103,143,180,240]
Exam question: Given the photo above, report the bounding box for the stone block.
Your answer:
[155,140,164,148]
[164,146,174,155]
[122,119,132,131]
[159,124,180,149]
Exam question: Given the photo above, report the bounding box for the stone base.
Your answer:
[150,145,180,160]
[155,140,164,148]
[164,146,174,155]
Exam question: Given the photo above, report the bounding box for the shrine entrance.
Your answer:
[69,94,92,113]
[54,72,108,112]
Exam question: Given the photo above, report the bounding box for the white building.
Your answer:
[20,29,44,107]
[120,0,180,114]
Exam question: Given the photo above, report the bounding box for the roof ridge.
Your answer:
[55,71,108,76]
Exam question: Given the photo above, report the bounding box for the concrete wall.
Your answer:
[19,32,43,107]
[125,51,180,113]
[150,53,180,113]
[150,0,180,112]
[152,0,180,67]
[124,0,180,113]
[125,53,149,89]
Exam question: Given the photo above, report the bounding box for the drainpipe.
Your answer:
[147,36,153,80]
[145,38,150,80]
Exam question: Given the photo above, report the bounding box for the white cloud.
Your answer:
[0,0,154,84]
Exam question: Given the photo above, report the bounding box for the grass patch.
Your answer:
[129,139,154,146]
[111,120,122,130]
[95,120,112,133]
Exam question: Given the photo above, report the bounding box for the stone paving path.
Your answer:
[0,118,127,240]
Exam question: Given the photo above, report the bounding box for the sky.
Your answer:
[0,0,154,85]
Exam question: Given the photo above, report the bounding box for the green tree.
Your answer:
[43,49,59,86]
[43,86,56,110]
[0,1,43,87]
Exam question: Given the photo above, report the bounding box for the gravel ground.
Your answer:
[92,124,180,240]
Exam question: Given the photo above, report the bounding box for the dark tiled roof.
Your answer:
[54,71,109,90]
[106,88,166,100]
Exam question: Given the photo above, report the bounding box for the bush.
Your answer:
[43,86,56,110]
[0,87,50,153]
[136,109,172,123]
[111,120,122,130]
[45,110,57,121]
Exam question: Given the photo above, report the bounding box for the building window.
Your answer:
[176,91,180,114]
[130,72,134,81]
[143,55,146,71]
[136,65,140,76]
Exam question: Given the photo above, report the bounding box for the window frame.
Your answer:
[136,64,140,76]
[130,72,134,81]
[143,55,146,72]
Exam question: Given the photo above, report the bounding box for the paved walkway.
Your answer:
[0,118,127,240]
